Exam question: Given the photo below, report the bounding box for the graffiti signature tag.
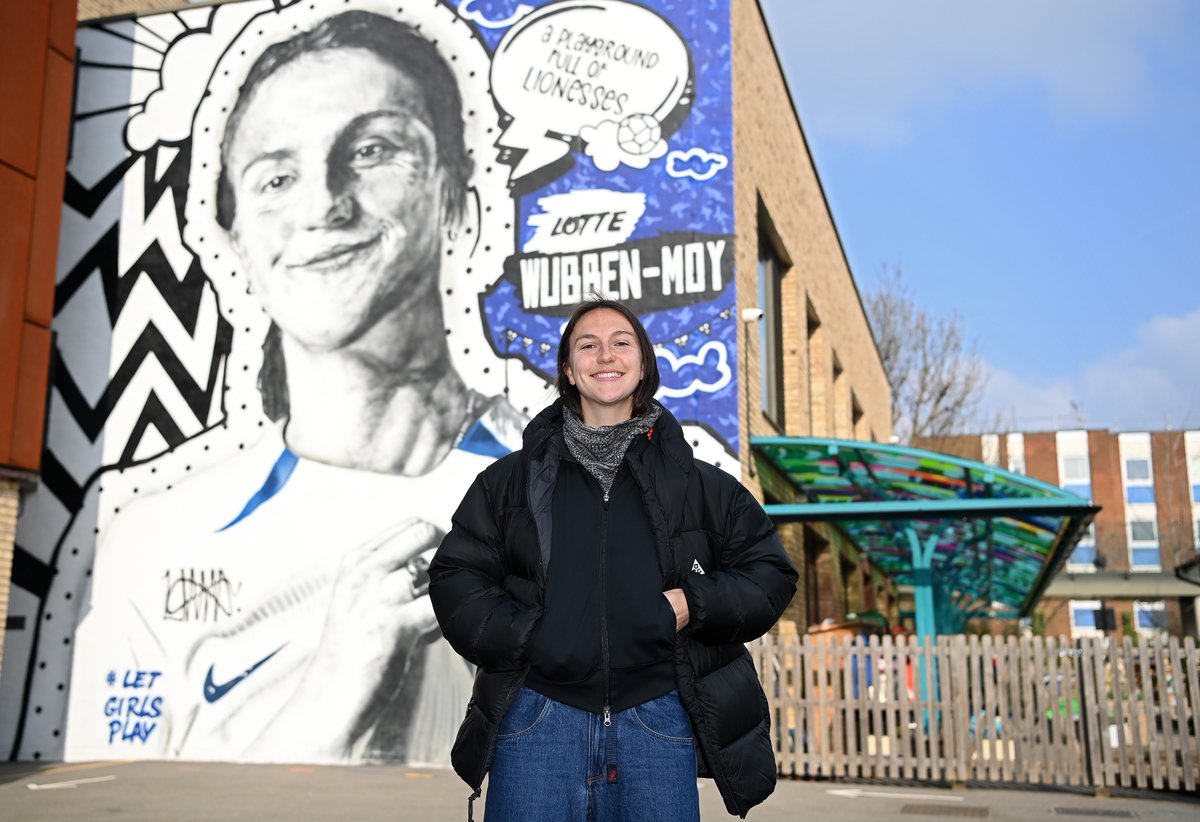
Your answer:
[163,568,241,622]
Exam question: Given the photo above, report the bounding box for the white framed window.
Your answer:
[1125,458,1151,481]
[1129,520,1156,542]
[1133,601,1167,636]
[1062,455,1089,482]
[1057,431,1091,499]
[1186,430,1200,491]
[1119,433,1157,529]
[1006,433,1025,475]
[981,434,1000,467]
[1123,455,1155,504]
[1128,519,1161,570]
[1069,599,1104,639]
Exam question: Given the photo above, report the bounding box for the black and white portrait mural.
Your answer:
[0,0,737,764]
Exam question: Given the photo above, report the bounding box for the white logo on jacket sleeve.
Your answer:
[691,559,705,574]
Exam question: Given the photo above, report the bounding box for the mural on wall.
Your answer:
[0,0,736,764]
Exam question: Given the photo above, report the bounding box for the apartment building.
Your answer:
[926,429,1200,639]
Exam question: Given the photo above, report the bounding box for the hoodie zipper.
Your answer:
[599,486,612,726]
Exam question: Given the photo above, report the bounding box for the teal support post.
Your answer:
[904,527,940,641]
[904,527,943,710]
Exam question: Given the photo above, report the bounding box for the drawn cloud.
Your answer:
[456,0,534,30]
[580,117,669,173]
[665,148,729,181]
[125,4,261,152]
[656,341,732,399]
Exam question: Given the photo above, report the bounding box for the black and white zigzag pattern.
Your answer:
[2,7,232,761]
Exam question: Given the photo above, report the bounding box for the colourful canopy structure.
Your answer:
[750,437,1099,638]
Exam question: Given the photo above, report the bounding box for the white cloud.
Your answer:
[456,0,534,29]
[979,303,1200,431]
[666,148,729,181]
[762,0,1191,146]
[655,342,732,399]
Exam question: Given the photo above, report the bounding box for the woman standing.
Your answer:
[430,299,798,820]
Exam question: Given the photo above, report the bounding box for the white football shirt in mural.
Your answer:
[65,397,523,764]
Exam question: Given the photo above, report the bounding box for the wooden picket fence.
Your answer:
[749,632,1200,792]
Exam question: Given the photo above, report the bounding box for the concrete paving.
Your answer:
[0,760,1196,821]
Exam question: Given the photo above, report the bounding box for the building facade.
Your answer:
[0,0,890,764]
[924,429,1200,640]
[732,0,893,634]
[0,0,77,689]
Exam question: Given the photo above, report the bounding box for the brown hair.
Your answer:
[555,299,661,417]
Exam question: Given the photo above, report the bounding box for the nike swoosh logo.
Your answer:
[203,645,285,704]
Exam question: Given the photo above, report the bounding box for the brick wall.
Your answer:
[1022,432,1059,487]
[1088,430,1127,572]
[1151,431,1192,572]
[731,0,892,466]
[79,0,188,20]
[0,479,18,680]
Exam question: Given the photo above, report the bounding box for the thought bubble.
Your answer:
[491,0,692,183]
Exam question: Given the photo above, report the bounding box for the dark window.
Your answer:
[1125,458,1150,481]
[757,233,786,428]
[1130,520,1156,542]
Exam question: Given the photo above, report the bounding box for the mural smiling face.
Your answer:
[224,47,445,352]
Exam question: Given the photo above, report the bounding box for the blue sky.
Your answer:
[758,0,1200,433]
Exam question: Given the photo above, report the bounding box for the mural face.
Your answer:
[0,0,736,765]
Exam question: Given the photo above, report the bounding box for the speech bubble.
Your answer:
[491,0,692,183]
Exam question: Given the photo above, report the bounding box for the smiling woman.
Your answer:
[431,297,798,821]
[560,305,651,426]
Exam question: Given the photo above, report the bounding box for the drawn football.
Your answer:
[617,113,661,155]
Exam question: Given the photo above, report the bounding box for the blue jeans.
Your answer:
[484,688,700,822]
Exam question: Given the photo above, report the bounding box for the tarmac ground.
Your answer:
[0,759,1197,822]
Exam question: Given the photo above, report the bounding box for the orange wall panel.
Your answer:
[0,166,38,465]
[0,0,52,176]
[10,324,52,470]
[27,50,75,327]
[0,165,37,408]
[0,0,76,473]
[48,0,78,57]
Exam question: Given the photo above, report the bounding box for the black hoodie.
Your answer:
[524,426,678,714]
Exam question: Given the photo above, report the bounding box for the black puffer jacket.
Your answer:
[429,401,798,817]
